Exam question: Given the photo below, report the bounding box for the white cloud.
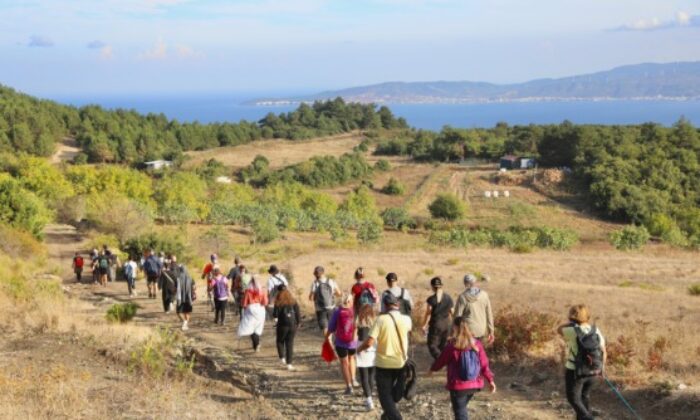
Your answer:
[614,10,700,31]
[138,38,203,60]
[28,35,54,47]
[139,38,168,60]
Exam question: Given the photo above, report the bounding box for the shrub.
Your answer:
[357,219,383,243]
[428,193,466,221]
[492,305,558,359]
[122,232,187,260]
[381,177,405,195]
[688,283,700,296]
[374,159,392,171]
[535,226,579,250]
[381,207,416,231]
[606,335,636,368]
[610,225,650,250]
[0,175,53,238]
[105,303,138,323]
[252,218,280,244]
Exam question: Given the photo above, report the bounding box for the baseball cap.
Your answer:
[430,277,443,287]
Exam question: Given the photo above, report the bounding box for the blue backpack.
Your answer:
[458,348,481,381]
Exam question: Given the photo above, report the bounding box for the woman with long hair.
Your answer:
[273,285,301,371]
[356,303,377,410]
[325,293,358,395]
[237,275,268,352]
[429,317,496,420]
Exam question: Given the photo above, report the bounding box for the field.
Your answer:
[5,133,699,419]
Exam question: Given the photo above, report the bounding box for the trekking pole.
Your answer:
[602,375,642,420]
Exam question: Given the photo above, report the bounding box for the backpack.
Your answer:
[458,347,481,381]
[335,308,355,343]
[123,262,134,279]
[98,256,109,270]
[144,257,160,277]
[214,277,228,300]
[358,283,377,307]
[572,325,604,378]
[269,275,286,301]
[398,288,412,316]
[315,280,334,308]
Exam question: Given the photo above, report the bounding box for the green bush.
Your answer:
[106,303,138,323]
[428,193,466,221]
[0,175,53,238]
[688,284,700,296]
[123,232,187,260]
[374,159,392,171]
[646,213,687,247]
[381,177,405,195]
[610,225,650,250]
[357,219,383,243]
[381,207,416,231]
[428,226,579,251]
[252,218,280,244]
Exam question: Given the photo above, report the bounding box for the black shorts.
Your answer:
[336,346,356,358]
[177,302,193,314]
[147,274,159,285]
[99,267,108,276]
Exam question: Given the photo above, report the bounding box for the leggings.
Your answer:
[215,299,227,323]
[251,333,260,350]
[276,326,296,363]
[358,366,375,398]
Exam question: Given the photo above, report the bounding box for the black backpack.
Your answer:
[398,288,412,316]
[572,325,604,378]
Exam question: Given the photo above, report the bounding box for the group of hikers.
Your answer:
[72,250,606,420]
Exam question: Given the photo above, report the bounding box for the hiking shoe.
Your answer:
[344,386,352,396]
[287,364,295,371]
[364,397,374,411]
[182,321,189,331]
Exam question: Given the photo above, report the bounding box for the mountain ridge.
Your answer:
[251,61,700,105]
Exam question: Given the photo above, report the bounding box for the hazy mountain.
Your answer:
[252,62,700,105]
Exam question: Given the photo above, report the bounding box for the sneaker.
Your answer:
[353,379,361,388]
[254,346,260,353]
[287,364,295,371]
[182,321,189,331]
[364,397,374,411]
[280,358,286,365]
[344,386,352,396]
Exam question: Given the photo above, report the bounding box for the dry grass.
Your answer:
[183,132,363,170]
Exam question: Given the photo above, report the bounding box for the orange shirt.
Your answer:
[243,286,269,307]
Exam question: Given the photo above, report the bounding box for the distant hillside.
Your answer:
[253,62,700,105]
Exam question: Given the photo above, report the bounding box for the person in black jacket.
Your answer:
[273,285,301,371]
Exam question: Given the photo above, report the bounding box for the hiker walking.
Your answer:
[273,285,300,371]
[356,303,378,411]
[90,248,99,284]
[422,277,454,359]
[357,293,412,420]
[227,255,243,282]
[72,252,84,283]
[557,304,607,420]
[309,266,341,332]
[123,255,138,297]
[454,274,494,344]
[96,251,110,287]
[172,255,195,331]
[429,317,496,420]
[231,265,251,318]
[326,293,359,395]
[266,264,288,321]
[238,276,268,352]
[158,259,177,313]
[380,273,413,316]
[202,254,218,311]
[351,267,379,313]
[143,249,162,299]
[211,267,230,325]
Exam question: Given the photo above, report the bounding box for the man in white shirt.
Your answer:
[267,264,288,320]
[308,265,341,332]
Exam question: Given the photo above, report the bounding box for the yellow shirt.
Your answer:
[368,311,412,369]
[562,324,605,370]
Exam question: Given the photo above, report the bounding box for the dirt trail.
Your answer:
[44,224,633,419]
[50,137,81,164]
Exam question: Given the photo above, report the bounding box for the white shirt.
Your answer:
[267,273,289,295]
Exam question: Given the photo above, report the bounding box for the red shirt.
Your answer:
[351,281,377,309]
[73,256,84,268]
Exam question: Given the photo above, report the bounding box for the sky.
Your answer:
[1,0,699,97]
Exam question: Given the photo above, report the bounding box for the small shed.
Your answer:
[499,155,519,170]
[143,160,172,170]
[215,176,233,184]
[519,157,536,169]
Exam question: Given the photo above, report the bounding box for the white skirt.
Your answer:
[238,303,266,337]
[356,345,377,368]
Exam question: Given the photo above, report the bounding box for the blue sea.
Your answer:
[52,93,700,130]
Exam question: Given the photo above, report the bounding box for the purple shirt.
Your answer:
[328,307,358,349]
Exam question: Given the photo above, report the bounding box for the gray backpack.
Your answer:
[315,280,334,308]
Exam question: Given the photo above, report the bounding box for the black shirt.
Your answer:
[426,293,453,327]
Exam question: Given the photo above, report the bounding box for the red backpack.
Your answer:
[336,307,355,343]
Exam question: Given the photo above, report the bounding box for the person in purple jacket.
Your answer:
[325,293,359,395]
[429,317,497,420]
